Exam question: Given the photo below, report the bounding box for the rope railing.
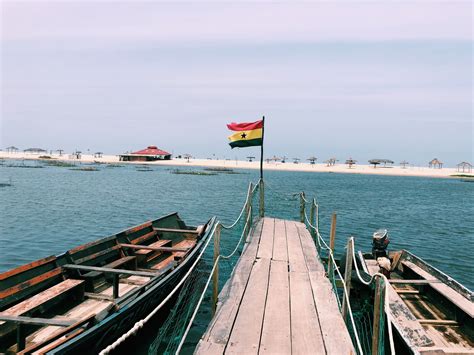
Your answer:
[99,180,261,355]
[300,193,396,355]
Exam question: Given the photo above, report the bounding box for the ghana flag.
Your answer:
[227,119,264,148]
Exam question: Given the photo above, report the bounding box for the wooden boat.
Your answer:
[0,212,216,354]
[358,249,474,354]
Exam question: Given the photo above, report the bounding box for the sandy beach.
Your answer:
[1,151,472,179]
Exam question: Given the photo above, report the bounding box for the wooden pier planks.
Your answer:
[195,217,355,355]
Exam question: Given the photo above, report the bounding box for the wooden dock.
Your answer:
[195,217,355,354]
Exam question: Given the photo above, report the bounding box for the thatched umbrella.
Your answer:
[5,146,19,153]
[400,160,409,168]
[183,154,192,163]
[307,156,317,165]
[246,156,255,162]
[345,158,357,168]
[293,158,300,164]
[429,158,443,169]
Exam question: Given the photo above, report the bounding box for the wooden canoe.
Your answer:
[0,212,216,354]
[359,250,474,354]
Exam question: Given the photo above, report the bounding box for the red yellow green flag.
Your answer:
[227,120,263,148]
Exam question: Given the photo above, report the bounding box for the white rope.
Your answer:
[221,207,252,260]
[99,223,218,355]
[349,238,396,355]
[220,181,258,230]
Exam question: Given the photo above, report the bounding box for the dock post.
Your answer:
[212,224,221,315]
[309,199,315,238]
[341,237,354,322]
[259,179,265,217]
[327,213,337,282]
[246,183,253,233]
[300,192,305,223]
[371,276,385,355]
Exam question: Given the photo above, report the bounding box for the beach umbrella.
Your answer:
[307,156,317,165]
[400,160,409,168]
[246,156,255,162]
[345,158,357,168]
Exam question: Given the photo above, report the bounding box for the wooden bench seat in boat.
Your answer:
[172,239,197,260]
[0,256,68,311]
[0,279,85,339]
[402,260,474,318]
[132,239,172,264]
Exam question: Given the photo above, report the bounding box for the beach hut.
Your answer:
[307,156,317,165]
[5,146,19,153]
[345,158,357,168]
[400,160,409,168]
[456,162,472,173]
[119,146,172,162]
[429,158,443,169]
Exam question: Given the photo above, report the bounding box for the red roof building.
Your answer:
[119,146,172,162]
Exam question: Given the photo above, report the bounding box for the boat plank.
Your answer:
[289,271,325,354]
[226,257,271,354]
[286,221,307,273]
[257,218,274,260]
[402,260,474,317]
[259,259,291,354]
[272,219,288,262]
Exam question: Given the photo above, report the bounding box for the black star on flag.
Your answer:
[241,133,247,139]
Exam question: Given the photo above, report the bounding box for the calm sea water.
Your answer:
[0,161,473,350]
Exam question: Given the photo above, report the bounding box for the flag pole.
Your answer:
[259,115,265,217]
[260,115,265,181]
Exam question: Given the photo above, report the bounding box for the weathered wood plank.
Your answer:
[257,218,274,260]
[0,268,64,299]
[286,221,307,273]
[0,256,56,281]
[226,257,271,354]
[402,260,474,317]
[308,271,355,354]
[62,264,156,277]
[120,242,184,253]
[196,219,263,349]
[272,219,288,262]
[259,260,291,354]
[295,223,325,272]
[289,271,325,354]
[153,227,199,234]
[0,315,75,327]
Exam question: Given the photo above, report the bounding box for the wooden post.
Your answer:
[259,179,265,217]
[113,274,119,299]
[309,199,315,236]
[327,212,337,281]
[246,183,253,233]
[316,203,320,231]
[212,224,221,315]
[16,323,25,351]
[300,192,305,223]
[371,276,385,355]
[341,237,354,322]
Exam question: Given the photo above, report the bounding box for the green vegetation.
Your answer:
[70,167,99,171]
[44,160,76,168]
[171,169,217,176]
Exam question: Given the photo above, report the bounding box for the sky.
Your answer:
[1,1,472,166]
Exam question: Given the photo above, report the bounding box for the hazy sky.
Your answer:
[1,1,472,166]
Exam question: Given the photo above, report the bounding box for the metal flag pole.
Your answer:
[259,116,265,217]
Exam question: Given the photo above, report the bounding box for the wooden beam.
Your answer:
[153,227,199,234]
[119,243,189,252]
[395,289,420,294]
[0,314,76,327]
[84,292,114,301]
[389,279,442,284]
[327,213,337,281]
[418,319,458,326]
[341,237,353,322]
[62,264,156,277]
[18,314,95,354]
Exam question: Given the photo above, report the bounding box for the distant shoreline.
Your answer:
[0,152,472,179]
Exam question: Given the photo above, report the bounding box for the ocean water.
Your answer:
[0,161,473,350]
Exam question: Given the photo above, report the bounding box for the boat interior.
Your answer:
[0,213,207,354]
[360,250,474,354]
